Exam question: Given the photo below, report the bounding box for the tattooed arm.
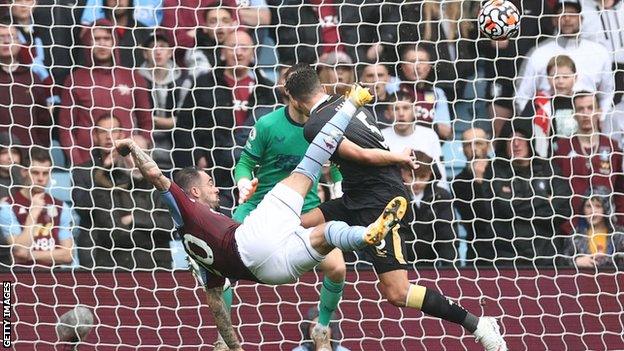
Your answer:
[115,139,171,191]
[205,286,242,350]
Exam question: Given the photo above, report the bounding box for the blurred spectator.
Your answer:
[292,307,349,351]
[0,18,51,147]
[381,91,447,188]
[402,151,456,265]
[339,0,399,65]
[516,1,613,121]
[138,32,191,172]
[398,0,479,102]
[0,148,73,266]
[479,0,555,134]
[183,6,238,77]
[604,100,624,150]
[521,54,578,157]
[177,30,276,214]
[57,19,152,166]
[267,0,341,65]
[0,132,22,199]
[563,187,624,269]
[162,0,269,49]
[81,0,154,68]
[317,51,355,95]
[72,114,173,269]
[399,44,452,140]
[359,62,393,126]
[554,92,624,226]
[81,0,162,27]
[452,127,492,263]
[580,0,624,105]
[10,0,50,83]
[481,120,572,266]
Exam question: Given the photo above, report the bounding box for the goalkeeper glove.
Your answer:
[237,178,258,204]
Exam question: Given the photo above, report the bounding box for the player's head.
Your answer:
[401,150,434,196]
[174,167,220,209]
[547,55,577,97]
[573,91,601,134]
[284,63,324,116]
[93,114,123,150]
[387,91,416,135]
[555,1,582,35]
[462,128,489,161]
[21,147,52,194]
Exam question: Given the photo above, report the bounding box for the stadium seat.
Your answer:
[48,170,72,203]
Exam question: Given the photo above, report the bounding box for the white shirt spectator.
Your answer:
[382,124,448,189]
[515,37,614,113]
[580,0,624,64]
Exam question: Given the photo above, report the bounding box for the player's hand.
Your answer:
[115,139,135,157]
[575,255,596,268]
[400,148,419,170]
[237,178,258,204]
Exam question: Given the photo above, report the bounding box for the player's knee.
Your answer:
[379,283,407,307]
[324,263,346,282]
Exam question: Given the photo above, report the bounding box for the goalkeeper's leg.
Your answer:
[379,270,507,351]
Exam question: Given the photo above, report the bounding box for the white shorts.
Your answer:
[235,183,325,285]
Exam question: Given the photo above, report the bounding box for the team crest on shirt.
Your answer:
[424,92,435,103]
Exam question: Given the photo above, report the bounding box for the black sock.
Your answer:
[420,288,479,333]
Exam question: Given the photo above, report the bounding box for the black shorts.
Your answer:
[318,198,410,274]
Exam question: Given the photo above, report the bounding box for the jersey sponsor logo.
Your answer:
[276,154,302,171]
[248,127,257,141]
[32,236,55,251]
[275,135,286,143]
[374,239,388,257]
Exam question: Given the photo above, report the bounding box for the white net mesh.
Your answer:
[1,0,623,350]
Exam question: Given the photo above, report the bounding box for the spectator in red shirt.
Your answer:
[0,18,51,148]
[161,0,269,49]
[177,30,276,215]
[554,91,624,225]
[0,148,73,266]
[57,19,152,166]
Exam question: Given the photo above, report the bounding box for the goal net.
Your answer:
[1,0,623,350]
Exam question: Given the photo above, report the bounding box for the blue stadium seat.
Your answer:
[48,170,72,203]
[442,139,467,180]
[50,140,67,169]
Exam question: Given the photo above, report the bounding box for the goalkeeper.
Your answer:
[231,84,346,350]
[114,85,411,350]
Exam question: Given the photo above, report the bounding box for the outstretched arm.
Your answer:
[115,139,171,191]
[339,139,417,169]
[205,287,242,350]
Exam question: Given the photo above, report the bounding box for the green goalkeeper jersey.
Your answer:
[233,106,340,222]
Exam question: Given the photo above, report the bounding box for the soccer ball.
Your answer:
[478,0,521,40]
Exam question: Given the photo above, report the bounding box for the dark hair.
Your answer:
[413,150,434,180]
[388,90,414,105]
[173,166,204,192]
[94,113,121,127]
[284,63,322,102]
[24,147,51,167]
[0,16,12,27]
[573,90,600,109]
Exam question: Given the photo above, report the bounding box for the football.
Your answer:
[478,0,521,40]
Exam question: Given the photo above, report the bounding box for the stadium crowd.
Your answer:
[0,0,623,273]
